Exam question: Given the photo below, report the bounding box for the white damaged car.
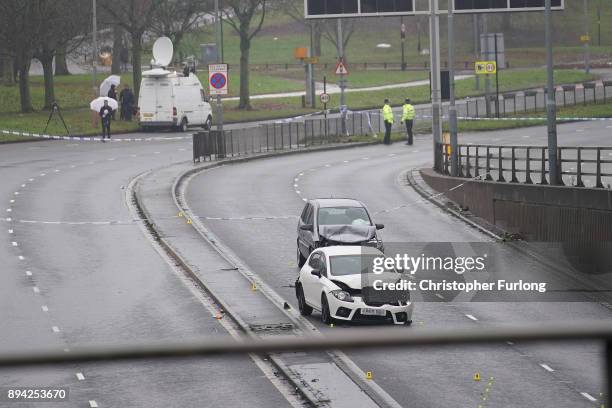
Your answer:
[295,246,413,325]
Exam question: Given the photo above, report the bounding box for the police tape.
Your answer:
[412,115,612,122]
[0,129,191,142]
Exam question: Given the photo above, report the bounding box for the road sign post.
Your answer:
[447,0,459,176]
[336,19,347,136]
[545,0,559,185]
[430,0,443,172]
[214,0,224,132]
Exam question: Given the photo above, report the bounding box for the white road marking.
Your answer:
[6,217,12,222]
[70,165,76,168]
[607,125,612,129]
[107,158,115,161]
[63,348,70,353]
[32,286,40,293]
[154,151,161,154]
[299,173,304,176]
[506,341,514,345]
[388,154,396,157]
[40,173,46,176]
[362,157,369,160]
[539,363,554,372]
[131,154,137,158]
[18,255,24,260]
[28,178,34,182]
[294,178,299,182]
[343,160,349,163]
[576,129,585,133]
[295,190,301,194]
[10,199,15,203]
[325,164,331,167]
[89,400,99,407]
[14,192,19,195]
[25,271,32,276]
[412,150,419,153]
[580,392,597,402]
[54,169,60,173]
[41,305,49,312]
[522,135,530,138]
[6,208,11,212]
[465,314,478,321]
[8,229,14,234]
[76,373,85,381]
[435,293,445,299]
[294,184,298,188]
[52,326,60,333]
[21,184,26,187]
[11,241,18,246]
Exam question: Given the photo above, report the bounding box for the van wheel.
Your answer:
[179,118,188,132]
[203,116,212,130]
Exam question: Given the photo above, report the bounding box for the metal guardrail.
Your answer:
[441,143,612,188]
[193,111,383,162]
[0,322,611,405]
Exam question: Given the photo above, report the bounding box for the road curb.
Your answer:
[128,169,322,407]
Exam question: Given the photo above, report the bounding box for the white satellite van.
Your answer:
[137,37,213,132]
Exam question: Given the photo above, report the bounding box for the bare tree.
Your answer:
[277,0,323,56]
[322,19,355,60]
[150,0,212,61]
[33,0,90,109]
[224,0,267,110]
[0,1,39,112]
[102,0,160,100]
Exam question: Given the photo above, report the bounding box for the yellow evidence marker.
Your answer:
[473,372,481,381]
[251,282,258,291]
[366,371,373,380]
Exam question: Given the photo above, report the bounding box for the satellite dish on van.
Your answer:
[152,37,173,67]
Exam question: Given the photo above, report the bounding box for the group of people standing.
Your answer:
[99,84,135,141]
[382,98,415,146]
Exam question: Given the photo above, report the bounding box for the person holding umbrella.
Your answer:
[99,100,114,141]
[108,84,118,120]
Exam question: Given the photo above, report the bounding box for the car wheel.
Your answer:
[296,285,313,316]
[321,294,334,325]
[180,118,188,132]
[297,244,306,268]
[203,116,212,130]
[405,320,413,326]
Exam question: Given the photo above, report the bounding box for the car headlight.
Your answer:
[330,290,354,303]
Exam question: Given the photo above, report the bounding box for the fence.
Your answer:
[193,111,383,162]
[0,322,611,406]
[440,143,612,188]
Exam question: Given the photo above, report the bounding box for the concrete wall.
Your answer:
[420,168,612,242]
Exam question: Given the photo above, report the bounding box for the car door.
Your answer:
[302,252,323,308]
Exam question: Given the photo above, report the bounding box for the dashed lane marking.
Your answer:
[580,392,597,402]
[52,326,60,333]
[41,305,49,312]
[18,255,24,260]
[25,271,32,276]
[465,314,478,321]
[8,229,14,234]
[539,363,554,372]
[32,286,40,294]
[11,241,18,246]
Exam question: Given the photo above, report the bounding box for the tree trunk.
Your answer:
[17,61,33,113]
[111,24,122,75]
[41,54,56,110]
[238,33,251,110]
[131,32,143,101]
[55,46,70,75]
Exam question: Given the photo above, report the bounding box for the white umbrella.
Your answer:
[90,97,118,112]
[100,75,121,97]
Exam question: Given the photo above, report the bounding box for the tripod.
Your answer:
[43,102,70,136]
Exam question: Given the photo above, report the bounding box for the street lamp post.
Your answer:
[545,0,559,185]
[583,0,590,74]
[215,0,223,132]
[448,0,458,176]
[92,0,98,96]
[429,0,442,171]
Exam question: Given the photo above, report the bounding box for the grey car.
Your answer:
[296,198,384,267]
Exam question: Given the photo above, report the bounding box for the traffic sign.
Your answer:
[320,93,330,104]
[580,35,591,43]
[303,56,319,64]
[335,60,349,75]
[208,63,228,96]
[475,61,497,75]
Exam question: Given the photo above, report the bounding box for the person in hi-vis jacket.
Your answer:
[382,99,394,145]
[401,98,416,145]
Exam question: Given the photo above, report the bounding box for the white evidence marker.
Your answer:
[18,255,24,260]
[41,305,49,312]
[76,373,85,381]
[11,241,18,246]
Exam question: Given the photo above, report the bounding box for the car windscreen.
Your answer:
[317,206,371,226]
[329,255,384,276]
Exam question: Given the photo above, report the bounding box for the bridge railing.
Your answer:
[441,143,612,188]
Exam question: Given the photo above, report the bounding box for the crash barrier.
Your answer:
[421,166,612,242]
[0,322,611,406]
[193,111,383,162]
[440,143,612,189]
[449,81,612,119]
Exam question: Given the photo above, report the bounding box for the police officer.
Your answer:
[382,98,394,145]
[401,98,416,145]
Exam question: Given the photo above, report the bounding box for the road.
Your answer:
[0,119,610,407]
[0,136,294,407]
[184,120,612,407]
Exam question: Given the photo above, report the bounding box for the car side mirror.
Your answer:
[375,223,385,230]
[300,224,313,231]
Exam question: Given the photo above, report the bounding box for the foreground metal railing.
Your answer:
[441,143,612,188]
[1,322,611,405]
